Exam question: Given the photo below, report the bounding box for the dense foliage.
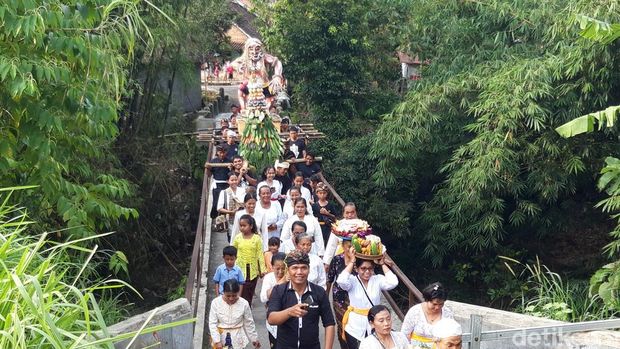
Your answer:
[255,0,410,237]
[256,0,404,129]
[0,188,193,348]
[0,0,143,237]
[120,0,232,138]
[371,0,620,269]
[110,0,231,306]
[1,0,231,314]
[555,19,620,311]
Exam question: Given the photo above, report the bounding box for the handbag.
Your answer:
[214,190,229,232]
[214,214,229,232]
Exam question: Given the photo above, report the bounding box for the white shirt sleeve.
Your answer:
[255,211,269,251]
[208,297,222,343]
[242,300,259,342]
[316,259,327,289]
[322,233,340,265]
[336,269,355,291]
[309,217,325,256]
[400,304,418,337]
[273,180,283,199]
[280,217,292,242]
[359,335,378,349]
[275,204,285,232]
[260,273,277,303]
[379,271,399,291]
[216,189,226,211]
[301,187,312,202]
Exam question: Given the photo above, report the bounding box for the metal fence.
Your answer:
[464,316,620,349]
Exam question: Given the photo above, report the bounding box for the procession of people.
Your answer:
[206,37,463,349]
[206,147,462,349]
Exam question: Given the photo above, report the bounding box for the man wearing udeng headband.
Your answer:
[267,250,335,349]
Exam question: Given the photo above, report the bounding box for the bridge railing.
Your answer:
[318,173,620,348]
[185,140,214,316]
[317,172,424,321]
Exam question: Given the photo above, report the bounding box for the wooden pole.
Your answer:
[205,157,323,168]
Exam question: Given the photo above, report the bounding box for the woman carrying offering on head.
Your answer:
[401,282,453,348]
[337,247,398,349]
[358,305,409,349]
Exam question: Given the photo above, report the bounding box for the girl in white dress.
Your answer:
[337,248,399,349]
[216,172,245,241]
[208,279,260,349]
[359,305,409,349]
[229,193,268,247]
[257,166,283,201]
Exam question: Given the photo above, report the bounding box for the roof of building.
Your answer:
[397,52,421,65]
[228,0,261,42]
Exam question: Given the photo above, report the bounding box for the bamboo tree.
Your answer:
[0,0,151,237]
[371,0,620,265]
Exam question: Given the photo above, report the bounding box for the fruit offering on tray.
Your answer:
[331,219,372,238]
[352,234,384,257]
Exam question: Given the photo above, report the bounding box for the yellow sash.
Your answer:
[410,332,436,348]
[341,306,370,340]
[211,326,242,349]
[411,333,433,342]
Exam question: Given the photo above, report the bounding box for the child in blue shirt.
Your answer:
[213,245,245,296]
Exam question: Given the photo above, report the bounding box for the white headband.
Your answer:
[433,318,462,339]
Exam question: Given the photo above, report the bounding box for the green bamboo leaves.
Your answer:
[0,188,194,347]
[0,1,146,237]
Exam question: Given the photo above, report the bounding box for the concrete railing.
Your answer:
[449,300,620,349]
[107,298,194,349]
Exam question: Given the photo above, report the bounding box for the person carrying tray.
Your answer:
[336,246,398,349]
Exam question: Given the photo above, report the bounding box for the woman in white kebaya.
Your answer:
[359,305,409,349]
[280,198,324,257]
[295,233,326,288]
[337,248,398,349]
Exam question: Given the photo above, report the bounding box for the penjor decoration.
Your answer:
[232,38,284,171]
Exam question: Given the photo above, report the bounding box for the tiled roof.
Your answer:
[228,1,261,40]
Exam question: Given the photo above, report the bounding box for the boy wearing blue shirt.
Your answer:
[213,246,245,296]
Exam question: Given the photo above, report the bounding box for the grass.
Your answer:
[0,187,194,348]
[501,256,619,322]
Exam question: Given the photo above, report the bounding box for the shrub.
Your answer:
[0,187,192,347]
